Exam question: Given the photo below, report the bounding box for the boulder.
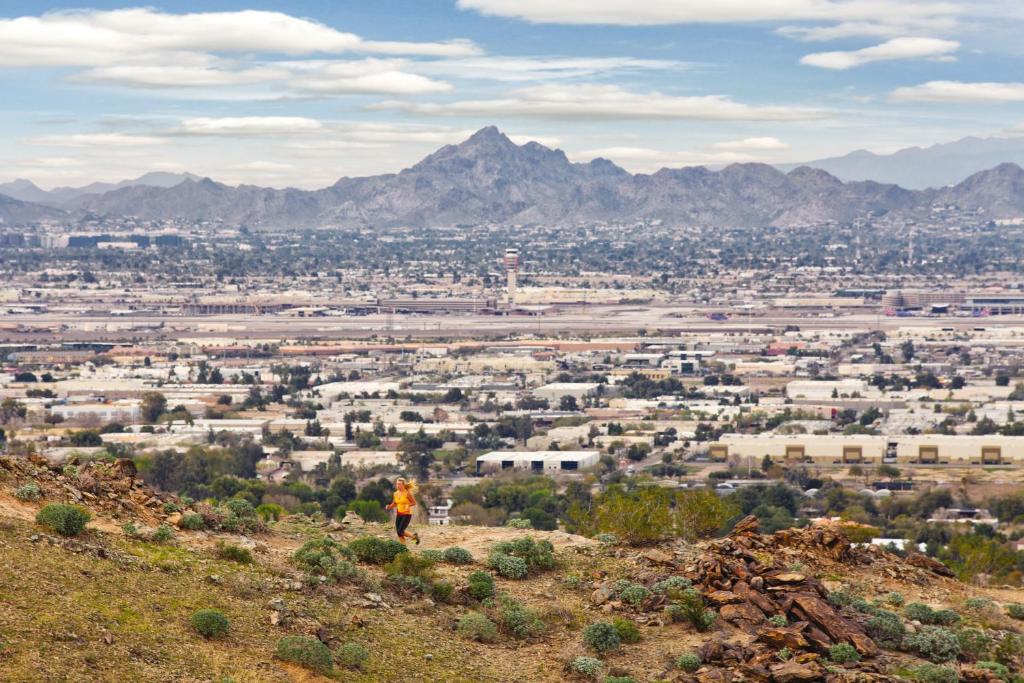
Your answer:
[769,660,822,683]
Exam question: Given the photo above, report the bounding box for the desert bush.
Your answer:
[121,522,140,537]
[674,588,716,632]
[293,537,361,584]
[162,502,180,514]
[829,642,860,664]
[993,633,1023,667]
[180,513,205,531]
[190,609,229,639]
[768,615,788,627]
[827,590,858,608]
[458,612,498,642]
[569,656,603,679]
[963,597,994,612]
[618,583,651,607]
[957,628,994,661]
[488,552,528,579]
[777,648,792,661]
[467,571,495,600]
[276,635,333,675]
[612,617,641,644]
[905,602,937,623]
[652,576,691,594]
[15,482,40,501]
[421,549,444,562]
[505,518,532,529]
[336,642,368,670]
[582,621,621,653]
[151,524,175,544]
[385,552,435,580]
[976,661,1009,680]
[572,487,736,545]
[885,591,905,607]
[604,677,636,683]
[866,610,906,649]
[911,663,958,683]
[216,542,253,564]
[564,574,582,589]
[255,502,285,522]
[348,535,407,564]
[496,595,545,640]
[489,537,555,575]
[431,580,454,603]
[443,546,473,564]
[676,652,701,672]
[932,609,961,627]
[35,504,90,537]
[903,626,961,662]
[594,533,619,545]
[1006,603,1024,620]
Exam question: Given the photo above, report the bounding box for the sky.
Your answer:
[2,0,1024,189]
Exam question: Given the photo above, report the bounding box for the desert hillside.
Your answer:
[1,454,1022,683]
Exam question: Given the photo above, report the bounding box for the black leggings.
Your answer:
[396,513,412,539]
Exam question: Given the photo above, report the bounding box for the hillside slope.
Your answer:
[1,455,1022,683]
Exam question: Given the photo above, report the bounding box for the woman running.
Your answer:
[386,478,420,545]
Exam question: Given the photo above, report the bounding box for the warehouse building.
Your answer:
[475,450,600,475]
[709,434,1024,466]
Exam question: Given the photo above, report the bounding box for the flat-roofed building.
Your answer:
[475,450,599,474]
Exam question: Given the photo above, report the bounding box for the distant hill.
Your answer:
[779,136,1024,189]
[0,172,198,205]
[4,129,1024,228]
[0,193,65,225]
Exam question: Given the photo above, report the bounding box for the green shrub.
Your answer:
[932,609,961,627]
[255,503,285,522]
[35,504,90,537]
[348,536,407,564]
[276,635,333,675]
[121,521,140,537]
[180,513,205,531]
[224,498,255,518]
[905,602,937,623]
[652,576,691,594]
[570,656,603,679]
[612,617,641,644]
[564,574,582,589]
[619,583,651,607]
[15,482,40,501]
[431,580,454,603]
[467,571,495,600]
[505,518,532,529]
[904,626,961,662]
[963,597,994,612]
[594,533,619,545]
[190,609,229,639]
[829,642,860,664]
[827,590,858,608]
[604,677,637,683]
[911,663,958,683]
[582,621,621,653]
[957,628,993,661]
[993,633,1024,667]
[151,524,175,544]
[162,502,180,514]
[777,648,792,661]
[496,596,545,640]
[488,552,529,579]
[768,614,788,627]
[1006,603,1024,620]
[215,542,253,564]
[885,591,905,607]
[443,546,473,564]
[674,588,716,632]
[676,652,701,673]
[385,574,431,596]
[976,661,1009,680]
[866,610,905,649]
[421,549,444,562]
[457,612,498,643]
[385,552,435,580]
[336,642,368,670]
[293,537,361,584]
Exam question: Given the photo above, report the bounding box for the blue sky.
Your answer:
[2,1,1023,188]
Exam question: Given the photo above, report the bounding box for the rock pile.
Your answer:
[2,454,182,527]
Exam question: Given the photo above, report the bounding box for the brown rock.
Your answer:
[767,572,806,584]
[696,667,730,683]
[643,548,675,565]
[791,594,877,657]
[591,585,614,605]
[757,626,809,651]
[706,591,743,605]
[720,602,767,626]
[905,552,956,578]
[769,660,822,683]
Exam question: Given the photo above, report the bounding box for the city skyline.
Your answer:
[2,1,1024,188]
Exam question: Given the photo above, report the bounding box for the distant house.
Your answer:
[428,499,453,526]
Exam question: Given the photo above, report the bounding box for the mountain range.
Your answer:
[780,135,1024,190]
[0,172,200,206]
[1,127,1023,229]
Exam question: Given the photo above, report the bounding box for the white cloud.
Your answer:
[373,84,829,121]
[28,133,166,147]
[508,134,563,146]
[575,146,755,172]
[285,60,452,95]
[778,18,957,41]
[0,9,479,67]
[229,161,295,172]
[891,80,1024,103]
[23,157,87,167]
[457,0,960,28]
[800,37,958,69]
[173,117,325,136]
[713,137,789,151]
[412,56,687,82]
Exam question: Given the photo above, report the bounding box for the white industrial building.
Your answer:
[475,450,600,475]
[710,434,1024,466]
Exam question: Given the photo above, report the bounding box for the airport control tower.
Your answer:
[503,248,519,307]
